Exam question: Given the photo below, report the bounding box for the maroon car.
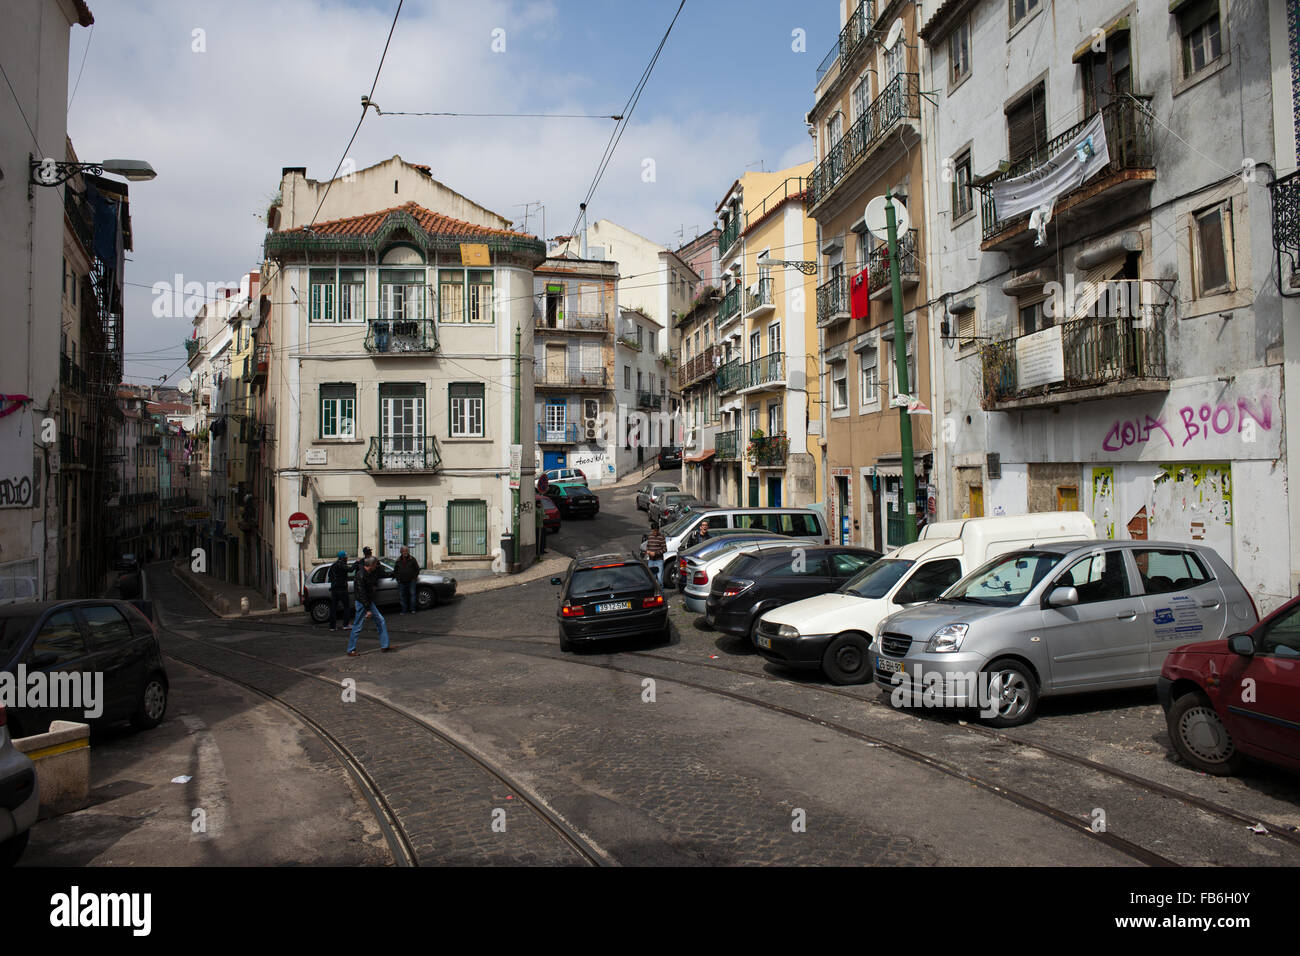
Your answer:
[1159,594,1300,776]
[536,494,560,533]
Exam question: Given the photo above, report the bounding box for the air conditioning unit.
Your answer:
[585,418,598,441]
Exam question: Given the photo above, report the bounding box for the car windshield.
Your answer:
[663,512,701,537]
[840,559,914,598]
[946,550,1066,606]
[571,565,651,597]
[0,613,38,663]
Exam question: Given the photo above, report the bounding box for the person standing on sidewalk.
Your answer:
[347,556,391,655]
[645,520,667,586]
[326,550,353,630]
[536,496,547,555]
[394,545,419,614]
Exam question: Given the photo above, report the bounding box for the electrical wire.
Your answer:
[0,57,41,152]
[67,23,93,111]
[373,108,622,120]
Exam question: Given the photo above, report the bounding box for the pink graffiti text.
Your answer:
[1101,396,1273,452]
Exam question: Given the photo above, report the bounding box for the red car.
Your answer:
[536,494,560,533]
[1159,594,1300,776]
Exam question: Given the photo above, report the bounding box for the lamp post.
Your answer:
[29,156,156,187]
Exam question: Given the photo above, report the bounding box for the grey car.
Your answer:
[649,492,703,526]
[867,540,1256,727]
[635,481,681,512]
[304,558,457,623]
[0,706,38,866]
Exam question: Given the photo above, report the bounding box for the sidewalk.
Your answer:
[170,560,280,619]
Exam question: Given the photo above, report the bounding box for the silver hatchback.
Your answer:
[869,540,1256,727]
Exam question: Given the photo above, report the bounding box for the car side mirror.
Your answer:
[550,577,563,586]
[1046,586,1080,608]
[28,651,58,668]
[1227,633,1256,657]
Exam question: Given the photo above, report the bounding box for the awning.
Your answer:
[1068,254,1127,322]
[873,454,930,478]
[1072,17,1129,63]
[685,449,716,464]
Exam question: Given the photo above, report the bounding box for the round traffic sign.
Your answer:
[288,512,310,531]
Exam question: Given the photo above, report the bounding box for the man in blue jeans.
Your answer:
[347,555,391,655]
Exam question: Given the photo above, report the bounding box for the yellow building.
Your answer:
[710,165,823,509]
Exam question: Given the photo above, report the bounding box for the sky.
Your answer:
[63,0,838,384]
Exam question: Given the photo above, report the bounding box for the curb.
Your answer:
[170,562,283,620]
[455,549,574,595]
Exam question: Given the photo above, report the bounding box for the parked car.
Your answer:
[548,482,600,518]
[0,705,37,866]
[551,553,669,652]
[657,447,682,468]
[1159,591,1296,776]
[0,599,170,739]
[682,539,803,613]
[540,468,587,487]
[660,499,721,527]
[643,506,831,573]
[674,529,789,591]
[537,494,561,533]
[756,513,1098,684]
[115,553,143,601]
[649,492,703,526]
[860,540,1256,725]
[635,481,681,512]
[303,558,457,623]
[707,545,882,641]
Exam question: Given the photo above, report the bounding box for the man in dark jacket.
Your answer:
[326,550,352,630]
[394,546,420,614]
[348,556,391,655]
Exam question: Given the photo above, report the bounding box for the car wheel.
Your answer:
[657,622,672,645]
[131,672,168,730]
[746,616,764,650]
[559,628,574,653]
[980,659,1039,728]
[0,829,30,867]
[417,586,437,610]
[1167,691,1244,776]
[309,600,331,624]
[822,632,872,685]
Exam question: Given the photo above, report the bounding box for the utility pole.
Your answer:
[512,324,521,569]
[886,187,917,545]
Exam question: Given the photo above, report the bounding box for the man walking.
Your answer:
[394,545,419,614]
[326,550,352,630]
[347,555,391,656]
[645,520,667,586]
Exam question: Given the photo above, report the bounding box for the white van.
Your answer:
[754,512,1098,683]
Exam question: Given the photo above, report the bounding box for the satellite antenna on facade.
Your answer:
[178,378,193,395]
[883,17,905,51]
[864,195,909,242]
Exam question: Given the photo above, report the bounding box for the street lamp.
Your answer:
[29,155,156,187]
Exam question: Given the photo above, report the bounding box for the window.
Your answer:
[749,330,761,361]
[1019,299,1047,335]
[635,324,643,349]
[832,361,849,410]
[1057,550,1130,603]
[81,604,133,651]
[767,401,783,435]
[951,149,973,220]
[447,499,488,556]
[1006,83,1047,166]
[320,384,356,439]
[851,74,870,120]
[339,269,365,321]
[949,17,971,85]
[449,383,485,438]
[859,346,878,403]
[1134,549,1211,594]
[380,383,424,448]
[1082,32,1131,115]
[438,269,465,324]
[767,323,781,357]
[1192,202,1234,296]
[29,610,85,665]
[895,559,964,605]
[309,269,336,322]
[956,309,977,350]
[1259,604,1300,658]
[1178,0,1223,80]
[623,365,631,389]
[380,269,425,320]
[1009,0,1039,29]
[318,502,358,558]
[468,270,494,323]
[884,36,905,86]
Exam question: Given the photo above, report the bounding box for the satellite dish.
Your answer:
[883,17,905,52]
[864,195,909,242]
[178,378,193,395]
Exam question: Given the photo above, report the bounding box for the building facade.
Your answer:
[614,308,671,478]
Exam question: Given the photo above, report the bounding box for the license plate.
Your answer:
[756,636,773,649]
[877,658,904,675]
[595,601,631,613]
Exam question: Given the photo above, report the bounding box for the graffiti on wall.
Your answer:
[1091,467,1115,539]
[1100,394,1275,453]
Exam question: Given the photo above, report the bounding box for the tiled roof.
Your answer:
[276,201,534,242]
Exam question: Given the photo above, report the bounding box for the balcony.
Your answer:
[715,429,743,461]
[364,435,443,473]
[143,434,161,446]
[867,229,920,300]
[60,355,87,391]
[746,434,788,468]
[737,353,785,394]
[364,319,439,355]
[537,423,581,444]
[981,306,1169,411]
[980,97,1155,251]
[716,358,743,394]
[185,336,205,360]
[535,313,610,333]
[715,286,741,335]
[65,186,95,253]
[637,391,663,411]
[59,433,88,468]
[246,344,269,384]
[536,366,609,390]
[680,344,725,388]
[743,277,775,319]
[816,275,850,328]
[810,72,920,211]
[816,0,874,85]
[719,217,741,258]
[1270,169,1300,286]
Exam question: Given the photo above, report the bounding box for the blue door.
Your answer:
[767,477,782,507]
[543,450,566,471]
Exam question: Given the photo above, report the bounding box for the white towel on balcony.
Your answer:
[991,111,1110,222]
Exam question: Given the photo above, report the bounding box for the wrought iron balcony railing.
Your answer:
[364,435,443,472]
[246,344,270,383]
[744,179,808,231]
[60,355,87,391]
[737,353,784,391]
[715,286,741,334]
[537,423,581,444]
[867,229,919,292]
[816,1,873,83]
[817,275,849,326]
[719,216,741,257]
[981,307,1168,409]
[535,313,610,333]
[637,391,663,410]
[744,277,774,315]
[364,318,439,355]
[680,344,725,388]
[981,96,1154,241]
[747,434,789,467]
[1270,168,1300,280]
[716,358,744,393]
[536,366,609,388]
[810,72,920,208]
[715,429,743,461]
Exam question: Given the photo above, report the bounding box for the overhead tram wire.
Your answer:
[372,108,623,121]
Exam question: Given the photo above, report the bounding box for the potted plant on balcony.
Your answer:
[744,427,765,466]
